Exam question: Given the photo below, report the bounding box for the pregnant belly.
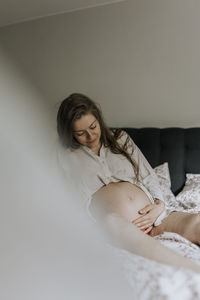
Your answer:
[91,181,151,222]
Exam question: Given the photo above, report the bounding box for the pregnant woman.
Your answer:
[57,92,200,272]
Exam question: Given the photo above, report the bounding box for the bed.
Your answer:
[123,127,200,195]
[113,127,200,299]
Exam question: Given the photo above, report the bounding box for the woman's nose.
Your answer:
[86,130,93,139]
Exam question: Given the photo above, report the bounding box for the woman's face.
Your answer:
[73,113,101,151]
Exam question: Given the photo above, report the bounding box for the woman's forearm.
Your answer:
[106,213,200,273]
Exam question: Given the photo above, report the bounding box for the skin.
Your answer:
[133,198,165,233]
[73,113,164,231]
[72,112,200,272]
[73,113,200,245]
[73,113,102,155]
[91,182,165,234]
[106,213,200,273]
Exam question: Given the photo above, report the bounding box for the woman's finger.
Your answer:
[132,216,150,225]
[144,226,153,234]
[139,204,153,214]
[136,221,153,229]
[133,219,151,228]
[140,223,153,229]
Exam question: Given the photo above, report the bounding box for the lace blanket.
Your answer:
[114,232,200,300]
[116,164,200,299]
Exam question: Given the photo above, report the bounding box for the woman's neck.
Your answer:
[90,142,102,156]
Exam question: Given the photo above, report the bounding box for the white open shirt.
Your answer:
[57,131,167,226]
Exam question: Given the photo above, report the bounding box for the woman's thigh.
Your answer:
[150,211,200,242]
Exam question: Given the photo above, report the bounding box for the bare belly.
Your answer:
[91,181,151,222]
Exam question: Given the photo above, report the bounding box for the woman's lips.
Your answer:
[88,138,96,144]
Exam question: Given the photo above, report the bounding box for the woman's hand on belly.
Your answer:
[132,199,165,230]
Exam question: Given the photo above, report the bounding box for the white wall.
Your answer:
[1,2,200,297]
[1,0,200,128]
[0,47,132,299]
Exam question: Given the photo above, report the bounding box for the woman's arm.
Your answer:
[120,131,164,200]
[132,198,166,229]
[121,131,167,225]
[106,213,200,273]
[130,140,164,201]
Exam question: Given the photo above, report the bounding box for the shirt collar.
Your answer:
[81,143,105,159]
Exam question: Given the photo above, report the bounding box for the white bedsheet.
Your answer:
[111,185,200,300]
[113,231,200,300]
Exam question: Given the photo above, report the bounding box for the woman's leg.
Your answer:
[150,211,200,244]
[106,213,200,273]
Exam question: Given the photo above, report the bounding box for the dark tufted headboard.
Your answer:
[122,128,200,195]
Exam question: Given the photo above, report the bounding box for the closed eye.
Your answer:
[74,121,97,137]
[76,132,84,136]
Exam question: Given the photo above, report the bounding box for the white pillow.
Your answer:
[176,174,200,213]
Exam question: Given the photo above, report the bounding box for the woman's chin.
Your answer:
[87,138,99,147]
[87,140,101,153]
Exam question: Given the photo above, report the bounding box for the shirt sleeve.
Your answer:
[120,131,165,202]
[121,131,168,226]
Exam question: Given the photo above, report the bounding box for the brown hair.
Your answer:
[57,93,139,179]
